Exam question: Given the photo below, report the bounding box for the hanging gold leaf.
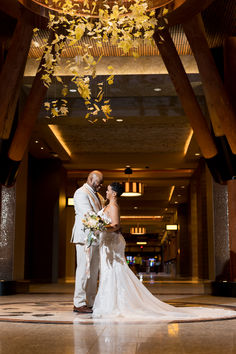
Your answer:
[61,87,68,96]
[38,0,167,122]
[56,76,63,83]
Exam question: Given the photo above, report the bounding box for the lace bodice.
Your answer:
[98,208,126,262]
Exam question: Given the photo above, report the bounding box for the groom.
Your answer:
[71,170,104,313]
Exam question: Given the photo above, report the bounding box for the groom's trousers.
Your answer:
[73,243,99,307]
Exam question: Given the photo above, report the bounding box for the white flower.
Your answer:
[88,219,98,228]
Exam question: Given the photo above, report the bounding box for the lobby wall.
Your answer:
[188,160,214,280]
[24,155,67,282]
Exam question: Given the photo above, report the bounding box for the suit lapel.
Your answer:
[84,185,101,212]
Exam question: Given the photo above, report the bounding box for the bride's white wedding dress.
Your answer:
[92,210,235,322]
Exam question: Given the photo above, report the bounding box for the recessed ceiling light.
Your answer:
[177,194,181,197]
[35,140,39,143]
[51,152,59,158]
[116,119,123,122]
[33,41,40,48]
[69,89,77,92]
[174,201,178,204]
[134,206,138,210]
[181,186,185,188]
[40,147,44,150]
[154,88,162,92]
[195,153,200,156]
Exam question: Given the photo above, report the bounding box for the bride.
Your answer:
[92,182,235,322]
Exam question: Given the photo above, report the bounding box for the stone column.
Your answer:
[190,181,199,280]
[227,180,236,281]
[0,185,16,294]
[212,181,230,280]
[205,167,215,280]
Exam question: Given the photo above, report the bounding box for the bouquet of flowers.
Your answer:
[82,211,110,247]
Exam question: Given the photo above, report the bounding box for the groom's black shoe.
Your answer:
[73,305,93,313]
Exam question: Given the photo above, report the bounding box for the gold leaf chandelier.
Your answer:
[18,0,171,121]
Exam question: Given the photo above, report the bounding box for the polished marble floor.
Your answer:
[0,283,236,353]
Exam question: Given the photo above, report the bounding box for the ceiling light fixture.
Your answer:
[137,242,147,245]
[154,88,162,92]
[122,166,144,197]
[195,153,200,156]
[69,89,77,93]
[130,227,146,235]
[35,140,39,143]
[116,119,123,122]
[122,182,144,197]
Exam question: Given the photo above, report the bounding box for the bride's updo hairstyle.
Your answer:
[110,182,124,197]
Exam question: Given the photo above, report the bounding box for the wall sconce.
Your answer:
[67,197,74,206]
[165,224,178,231]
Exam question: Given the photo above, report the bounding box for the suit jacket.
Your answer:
[71,183,105,243]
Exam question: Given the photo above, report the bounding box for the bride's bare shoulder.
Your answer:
[106,203,119,215]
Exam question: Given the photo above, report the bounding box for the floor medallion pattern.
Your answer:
[0,300,235,324]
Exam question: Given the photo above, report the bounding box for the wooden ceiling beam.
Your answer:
[153,27,217,159]
[167,0,215,26]
[183,14,236,154]
[0,0,21,19]
[0,0,48,29]
[0,8,33,139]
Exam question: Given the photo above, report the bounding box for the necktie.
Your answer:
[95,192,102,209]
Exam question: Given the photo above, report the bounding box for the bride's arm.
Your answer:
[105,204,120,232]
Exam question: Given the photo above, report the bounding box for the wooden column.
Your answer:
[153,28,217,159]
[224,37,236,114]
[227,180,236,281]
[183,14,236,153]
[8,32,55,162]
[0,8,33,139]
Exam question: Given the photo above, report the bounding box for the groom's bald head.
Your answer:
[87,170,103,192]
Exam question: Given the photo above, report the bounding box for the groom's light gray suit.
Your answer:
[71,183,104,307]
